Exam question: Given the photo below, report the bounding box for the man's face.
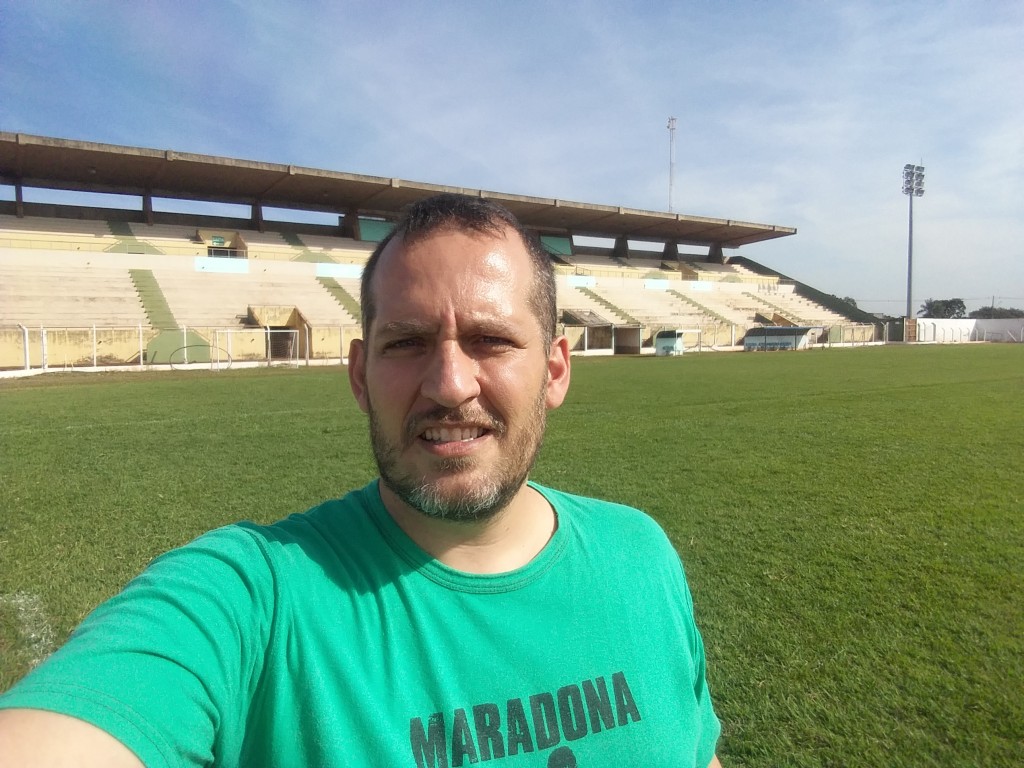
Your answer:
[348,226,569,522]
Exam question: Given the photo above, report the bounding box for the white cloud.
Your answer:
[2,0,1021,313]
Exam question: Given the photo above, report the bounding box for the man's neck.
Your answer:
[377,481,557,574]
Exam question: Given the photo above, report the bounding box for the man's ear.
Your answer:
[347,338,370,413]
[544,335,571,410]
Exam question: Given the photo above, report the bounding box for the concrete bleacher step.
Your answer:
[130,269,178,329]
[742,292,802,325]
[577,287,637,324]
[317,276,361,319]
[0,261,149,326]
[667,289,730,325]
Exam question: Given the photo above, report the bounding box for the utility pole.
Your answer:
[667,117,677,212]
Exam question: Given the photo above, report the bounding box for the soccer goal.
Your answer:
[212,328,300,370]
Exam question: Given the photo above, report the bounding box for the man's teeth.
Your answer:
[422,426,485,443]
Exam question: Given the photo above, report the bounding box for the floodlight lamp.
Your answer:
[915,188,925,197]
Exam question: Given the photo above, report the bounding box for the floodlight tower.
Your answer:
[667,117,677,212]
[903,163,925,318]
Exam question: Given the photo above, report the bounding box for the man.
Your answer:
[0,194,721,766]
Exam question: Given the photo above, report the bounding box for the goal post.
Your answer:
[212,328,300,370]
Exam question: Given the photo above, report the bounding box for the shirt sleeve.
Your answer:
[0,525,275,768]
[690,611,722,767]
[676,554,722,767]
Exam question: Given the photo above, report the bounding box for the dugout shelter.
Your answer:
[743,326,819,351]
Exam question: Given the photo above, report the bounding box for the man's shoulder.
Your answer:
[531,482,672,544]
[168,481,380,567]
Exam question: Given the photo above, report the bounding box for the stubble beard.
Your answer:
[368,388,548,522]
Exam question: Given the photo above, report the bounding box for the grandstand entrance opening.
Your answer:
[614,325,642,354]
[198,229,246,259]
[204,305,307,369]
[561,309,642,355]
[212,328,300,369]
[267,327,295,360]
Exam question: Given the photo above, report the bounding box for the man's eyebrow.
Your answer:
[376,320,435,336]
[375,317,520,337]
[472,319,519,336]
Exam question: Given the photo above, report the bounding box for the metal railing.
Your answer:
[0,323,358,375]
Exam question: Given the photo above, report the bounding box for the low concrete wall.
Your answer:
[0,324,362,370]
[0,326,159,369]
[916,319,1024,343]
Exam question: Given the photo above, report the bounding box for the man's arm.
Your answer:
[0,709,143,768]
[708,754,723,768]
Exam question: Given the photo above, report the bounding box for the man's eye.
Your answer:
[480,336,514,348]
[382,338,423,352]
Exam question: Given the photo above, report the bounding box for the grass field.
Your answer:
[1,344,1021,766]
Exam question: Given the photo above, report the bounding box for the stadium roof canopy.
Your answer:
[0,132,796,249]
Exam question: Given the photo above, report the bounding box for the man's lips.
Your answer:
[407,406,504,447]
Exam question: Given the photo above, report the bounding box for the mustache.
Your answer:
[404,405,506,442]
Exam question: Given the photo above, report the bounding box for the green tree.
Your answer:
[826,294,858,308]
[918,298,966,318]
[969,306,1024,319]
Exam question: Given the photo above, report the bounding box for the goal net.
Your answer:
[212,328,300,370]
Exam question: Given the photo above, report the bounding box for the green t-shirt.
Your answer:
[0,482,720,767]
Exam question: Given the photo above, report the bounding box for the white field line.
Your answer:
[0,591,57,668]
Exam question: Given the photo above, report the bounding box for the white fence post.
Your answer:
[19,324,30,370]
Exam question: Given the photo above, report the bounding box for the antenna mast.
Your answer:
[667,117,677,212]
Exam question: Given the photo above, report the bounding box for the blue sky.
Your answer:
[1,0,1021,315]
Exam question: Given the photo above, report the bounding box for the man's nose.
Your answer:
[420,341,481,407]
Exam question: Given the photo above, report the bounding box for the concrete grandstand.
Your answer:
[0,133,881,371]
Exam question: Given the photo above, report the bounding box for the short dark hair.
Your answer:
[359,193,557,346]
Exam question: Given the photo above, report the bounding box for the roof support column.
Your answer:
[251,199,264,232]
[662,240,679,262]
[339,207,361,240]
[613,235,629,263]
[143,190,154,225]
[14,180,24,218]
[708,243,725,264]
